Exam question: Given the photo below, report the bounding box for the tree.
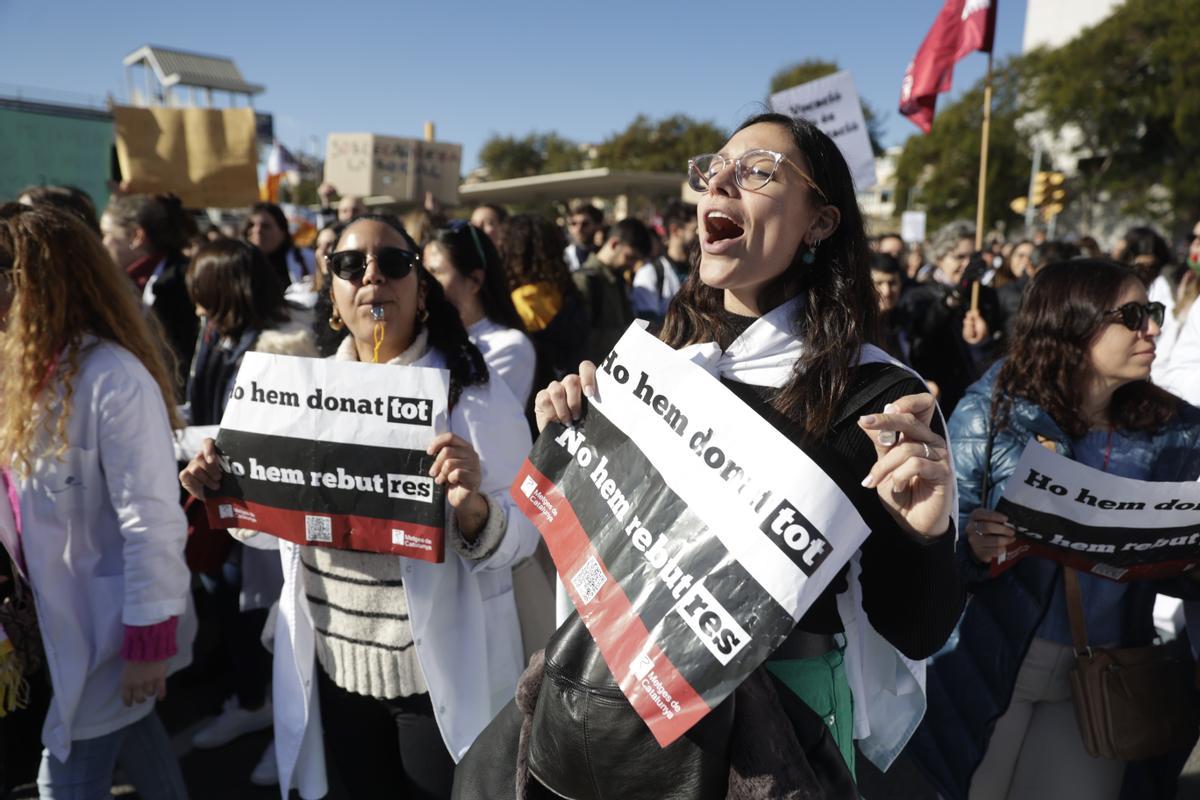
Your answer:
[768,60,885,155]
[593,114,726,174]
[893,61,1032,233]
[1019,0,1200,232]
[478,132,586,180]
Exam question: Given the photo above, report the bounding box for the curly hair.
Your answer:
[991,258,1176,439]
[659,112,880,436]
[0,204,182,473]
[499,214,576,298]
[337,214,487,407]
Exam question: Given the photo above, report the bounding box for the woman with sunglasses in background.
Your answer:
[459,114,965,800]
[908,259,1200,800]
[0,204,193,799]
[424,222,536,408]
[181,214,539,800]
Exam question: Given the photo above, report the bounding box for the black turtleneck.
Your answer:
[714,310,963,660]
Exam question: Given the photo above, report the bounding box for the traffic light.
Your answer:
[1030,171,1066,207]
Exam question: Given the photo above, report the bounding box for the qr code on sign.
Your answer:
[305,515,333,543]
[571,556,607,604]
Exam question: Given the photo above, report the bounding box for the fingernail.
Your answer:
[583,385,596,398]
[877,430,899,446]
[883,403,899,414]
[859,414,877,426]
[860,474,876,489]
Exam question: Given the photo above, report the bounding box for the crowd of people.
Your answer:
[0,111,1198,800]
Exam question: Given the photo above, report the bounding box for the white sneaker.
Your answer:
[250,740,278,787]
[192,697,273,749]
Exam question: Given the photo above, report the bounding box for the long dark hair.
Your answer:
[339,214,487,407]
[991,258,1176,439]
[187,239,289,338]
[659,112,879,436]
[500,214,576,299]
[430,222,527,332]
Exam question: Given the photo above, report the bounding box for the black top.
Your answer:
[715,311,964,660]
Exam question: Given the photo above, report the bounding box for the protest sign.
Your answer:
[769,70,877,191]
[901,210,927,244]
[994,442,1200,581]
[323,133,462,205]
[204,353,451,562]
[113,105,258,208]
[510,323,871,747]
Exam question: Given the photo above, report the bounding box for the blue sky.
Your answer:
[0,0,1026,171]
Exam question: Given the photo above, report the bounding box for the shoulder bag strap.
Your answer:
[1063,566,1091,655]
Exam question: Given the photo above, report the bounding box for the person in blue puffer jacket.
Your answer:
[907,259,1200,800]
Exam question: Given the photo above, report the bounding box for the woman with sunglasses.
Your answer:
[908,259,1200,800]
[460,114,965,799]
[181,214,538,800]
[424,222,536,407]
[0,204,192,799]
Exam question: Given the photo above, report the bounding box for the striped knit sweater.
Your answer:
[304,331,507,699]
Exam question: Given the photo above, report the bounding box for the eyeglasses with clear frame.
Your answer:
[687,149,829,204]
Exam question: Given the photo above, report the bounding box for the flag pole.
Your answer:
[974,52,994,252]
[970,51,993,314]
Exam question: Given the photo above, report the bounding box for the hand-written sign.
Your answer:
[324,133,462,205]
[769,70,877,192]
[993,442,1200,581]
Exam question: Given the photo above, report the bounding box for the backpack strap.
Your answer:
[833,365,918,429]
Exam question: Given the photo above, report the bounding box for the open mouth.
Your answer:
[705,210,744,243]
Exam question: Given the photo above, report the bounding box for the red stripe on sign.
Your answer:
[510,460,711,747]
[204,496,444,563]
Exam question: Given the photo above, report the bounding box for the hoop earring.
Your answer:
[418,307,429,323]
[802,238,821,265]
[329,309,345,331]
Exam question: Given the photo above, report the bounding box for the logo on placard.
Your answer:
[386,396,433,426]
[218,504,234,519]
[520,475,538,498]
[392,528,434,552]
[630,653,654,681]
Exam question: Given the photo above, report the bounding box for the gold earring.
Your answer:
[418,307,429,323]
[329,309,345,331]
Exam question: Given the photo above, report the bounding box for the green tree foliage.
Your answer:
[1020,0,1200,229]
[593,114,726,174]
[768,60,885,155]
[478,132,586,180]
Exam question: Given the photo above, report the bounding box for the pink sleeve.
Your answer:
[120,616,179,662]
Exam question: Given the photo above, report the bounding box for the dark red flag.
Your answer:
[900,0,998,134]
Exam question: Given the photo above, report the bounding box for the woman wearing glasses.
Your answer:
[460,114,965,799]
[909,259,1200,800]
[181,214,539,799]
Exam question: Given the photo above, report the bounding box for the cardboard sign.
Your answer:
[994,442,1200,581]
[769,70,877,192]
[113,105,258,208]
[323,133,462,205]
[510,323,870,746]
[205,353,451,562]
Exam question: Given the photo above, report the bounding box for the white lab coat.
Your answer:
[12,338,193,761]
[255,346,540,799]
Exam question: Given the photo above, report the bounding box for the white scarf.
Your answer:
[678,296,954,771]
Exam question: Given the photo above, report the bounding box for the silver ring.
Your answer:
[922,442,933,459]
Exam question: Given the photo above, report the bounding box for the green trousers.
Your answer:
[765,648,856,775]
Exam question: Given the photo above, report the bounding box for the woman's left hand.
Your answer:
[857,392,953,539]
[120,659,168,706]
[427,432,489,538]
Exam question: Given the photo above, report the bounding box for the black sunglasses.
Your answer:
[326,247,420,283]
[1105,301,1165,331]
